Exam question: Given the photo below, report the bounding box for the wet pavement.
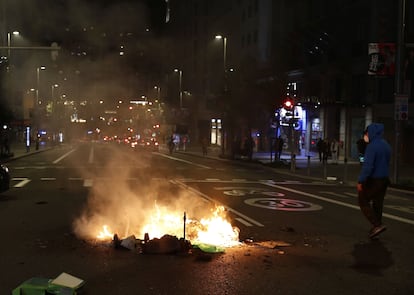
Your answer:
[171,144,414,192]
[2,141,413,191]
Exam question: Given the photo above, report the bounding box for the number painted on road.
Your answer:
[215,186,285,197]
[244,198,323,211]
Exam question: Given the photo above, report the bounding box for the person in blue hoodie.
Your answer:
[357,123,391,239]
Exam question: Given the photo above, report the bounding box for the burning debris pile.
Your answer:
[72,153,240,254]
[93,206,240,254]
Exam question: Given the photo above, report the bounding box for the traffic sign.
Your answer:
[395,94,408,120]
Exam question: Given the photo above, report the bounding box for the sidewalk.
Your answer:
[171,144,414,191]
[0,141,52,164]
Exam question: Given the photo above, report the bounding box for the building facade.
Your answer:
[165,0,413,165]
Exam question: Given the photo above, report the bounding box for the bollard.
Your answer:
[343,157,348,184]
[291,154,296,172]
[323,160,327,179]
[307,155,311,176]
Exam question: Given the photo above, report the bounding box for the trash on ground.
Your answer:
[193,243,225,253]
[255,241,292,249]
[12,272,84,295]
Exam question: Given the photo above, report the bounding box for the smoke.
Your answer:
[72,145,211,241]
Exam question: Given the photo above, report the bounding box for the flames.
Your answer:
[96,205,240,248]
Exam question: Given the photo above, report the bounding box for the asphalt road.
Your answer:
[1,142,414,294]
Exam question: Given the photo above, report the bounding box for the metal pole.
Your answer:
[223,37,227,91]
[179,70,182,109]
[7,32,10,58]
[222,37,227,156]
[393,0,406,184]
[290,122,295,172]
[36,68,40,109]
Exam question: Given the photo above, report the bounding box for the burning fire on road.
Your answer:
[71,154,240,252]
[94,204,240,248]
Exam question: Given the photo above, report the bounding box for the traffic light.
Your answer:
[283,99,294,110]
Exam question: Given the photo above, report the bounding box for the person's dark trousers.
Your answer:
[358,178,389,227]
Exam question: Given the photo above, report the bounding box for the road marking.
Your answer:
[387,194,409,201]
[320,191,349,198]
[245,198,323,211]
[12,177,31,188]
[83,179,93,187]
[262,181,414,226]
[53,148,77,164]
[385,205,414,214]
[41,178,56,181]
[235,217,253,226]
[344,192,357,198]
[154,152,211,169]
[174,180,264,227]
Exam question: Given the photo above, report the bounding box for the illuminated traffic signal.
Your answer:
[283,99,294,110]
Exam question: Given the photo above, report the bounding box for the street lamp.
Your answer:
[174,69,183,108]
[215,35,227,92]
[36,66,46,107]
[154,85,161,101]
[215,35,228,155]
[51,84,59,102]
[7,31,19,59]
[35,66,46,138]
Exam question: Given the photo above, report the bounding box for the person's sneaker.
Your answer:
[369,225,387,239]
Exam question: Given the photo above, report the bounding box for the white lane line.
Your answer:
[154,152,211,169]
[53,148,77,164]
[262,182,414,226]
[12,177,31,188]
[41,178,56,181]
[235,217,253,227]
[320,191,349,198]
[88,146,94,164]
[174,180,264,227]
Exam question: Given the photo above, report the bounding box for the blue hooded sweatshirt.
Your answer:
[358,123,391,183]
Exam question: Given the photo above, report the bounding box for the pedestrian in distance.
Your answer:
[322,138,330,163]
[277,136,284,161]
[168,135,175,155]
[357,123,391,239]
[330,138,339,164]
[356,134,367,164]
[201,137,208,156]
[244,136,255,161]
[316,138,324,162]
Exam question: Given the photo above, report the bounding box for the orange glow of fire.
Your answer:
[97,225,114,240]
[192,206,240,247]
[95,205,240,248]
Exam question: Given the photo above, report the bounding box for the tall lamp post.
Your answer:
[215,35,228,155]
[215,35,228,91]
[36,66,46,107]
[51,84,59,104]
[154,85,161,101]
[35,66,46,137]
[174,69,183,108]
[7,31,19,59]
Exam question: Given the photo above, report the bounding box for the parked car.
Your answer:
[0,164,10,193]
